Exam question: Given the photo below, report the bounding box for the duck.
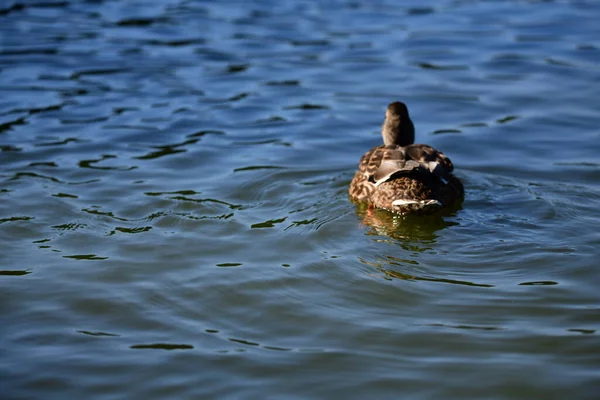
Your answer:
[349,101,464,214]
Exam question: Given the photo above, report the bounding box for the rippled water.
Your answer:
[1,0,599,398]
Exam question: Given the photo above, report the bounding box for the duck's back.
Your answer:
[349,143,463,213]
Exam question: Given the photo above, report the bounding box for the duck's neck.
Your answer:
[382,117,414,146]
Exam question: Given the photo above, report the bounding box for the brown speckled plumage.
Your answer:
[349,101,464,214]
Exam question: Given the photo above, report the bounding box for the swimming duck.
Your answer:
[349,101,464,214]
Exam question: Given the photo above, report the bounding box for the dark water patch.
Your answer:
[77,330,120,337]
[496,115,519,124]
[0,3,25,15]
[131,343,194,350]
[384,254,420,267]
[226,64,250,74]
[134,140,197,160]
[228,338,260,346]
[515,34,562,43]
[68,178,101,185]
[568,329,595,335]
[2,103,67,116]
[79,155,136,171]
[0,116,26,133]
[178,212,234,221]
[0,216,34,224]
[187,130,225,138]
[30,103,66,114]
[251,217,287,229]
[114,226,152,234]
[265,80,300,86]
[70,68,130,80]
[62,254,108,260]
[0,47,58,56]
[1,144,21,152]
[262,346,293,352]
[377,268,494,288]
[194,48,238,62]
[145,190,199,197]
[416,62,469,70]
[427,323,503,331]
[284,218,318,230]
[519,281,558,286]
[115,17,170,27]
[61,87,93,97]
[113,107,139,115]
[227,92,250,102]
[290,39,330,46]
[144,211,167,222]
[249,116,289,126]
[234,165,284,172]
[18,1,69,10]
[82,207,128,222]
[576,44,597,51]
[9,172,64,183]
[141,38,206,47]
[348,42,372,50]
[233,138,291,147]
[432,128,461,134]
[0,269,31,276]
[52,223,86,231]
[35,137,81,147]
[173,107,191,114]
[554,162,599,167]
[216,263,243,268]
[52,192,79,199]
[284,103,330,110]
[407,7,435,15]
[168,197,242,210]
[61,116,109,124]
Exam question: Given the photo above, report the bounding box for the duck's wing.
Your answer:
[349,145,386,200]
[357,145,385,176]
[404,143,454,176]
[371,144,455,186]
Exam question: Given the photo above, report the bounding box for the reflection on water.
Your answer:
[354,204,495,287]
[377,266,495,288]
[353,200,459,242]
[1,0,600,399]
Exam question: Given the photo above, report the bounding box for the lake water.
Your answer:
[1,0,599,398]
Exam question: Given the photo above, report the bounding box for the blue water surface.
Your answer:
[1,0,599,399]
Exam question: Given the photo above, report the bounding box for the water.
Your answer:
[1,0,599,398]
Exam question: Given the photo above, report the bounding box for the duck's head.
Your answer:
[382,101,415,146]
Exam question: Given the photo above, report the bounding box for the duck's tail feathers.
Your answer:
[391,198,441,214]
